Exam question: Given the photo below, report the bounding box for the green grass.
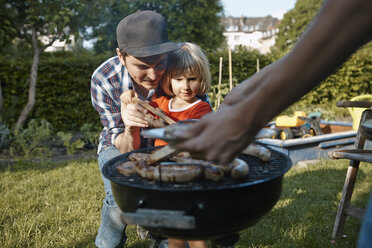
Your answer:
[0,158,371,248]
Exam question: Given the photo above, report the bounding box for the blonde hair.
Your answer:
[162,42,210,97]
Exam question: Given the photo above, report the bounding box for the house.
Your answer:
[221,15,280,54]
[41,35,75,52]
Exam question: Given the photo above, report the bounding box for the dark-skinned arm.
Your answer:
[176,0,372,164]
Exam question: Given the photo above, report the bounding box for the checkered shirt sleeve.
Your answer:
[91,56,130,153]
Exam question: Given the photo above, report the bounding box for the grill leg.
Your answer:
[213,233,239,248]
[148,233,166,248]
[149,239,161,248]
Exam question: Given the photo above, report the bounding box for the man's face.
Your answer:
[117,49,167,92]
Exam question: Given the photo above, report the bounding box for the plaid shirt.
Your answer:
[91,56,210,154]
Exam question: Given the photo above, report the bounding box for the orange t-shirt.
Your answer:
[150,96,212,146]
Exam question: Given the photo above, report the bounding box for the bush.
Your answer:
[9,119,53,160]
[79,123,100,148]
[1,44,371,132]
[0,51,110,131]
[56,131,85,155]
[207,46,272,108]
[299,42,372,105]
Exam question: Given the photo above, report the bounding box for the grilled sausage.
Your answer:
[135,161,203,183]
[203,165,224,182]
[231,158,249,180]
[117,161,138,175]
[241,143,271,161]
[128,152,151,162]
[118,152,249,182]
[169,152,242,180]
[173,153,233,173]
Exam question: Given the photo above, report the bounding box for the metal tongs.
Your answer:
[142,122,276,165]
[141,121,276,143]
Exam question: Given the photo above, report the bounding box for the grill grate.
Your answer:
[103,146,291,190]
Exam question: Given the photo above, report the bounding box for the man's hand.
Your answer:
[115,90,153,153]
[175,99,263,164]
[120,90,150,128]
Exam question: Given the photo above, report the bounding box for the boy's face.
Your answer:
[171,72,200,103]
[117,49,167,93]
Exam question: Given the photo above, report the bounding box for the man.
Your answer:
[175,0,371,246]
[91,10,179,248]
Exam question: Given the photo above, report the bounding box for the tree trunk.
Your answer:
[15,27,41,130]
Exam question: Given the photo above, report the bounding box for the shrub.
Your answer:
[80,123,100,148]
[9,119,53,160]
[1,44,371,132]
[56,131,85,155]
[0,51,109,131]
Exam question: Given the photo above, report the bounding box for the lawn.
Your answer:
[0,157,371,248]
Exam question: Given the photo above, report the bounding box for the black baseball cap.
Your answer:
[116,10,178,57]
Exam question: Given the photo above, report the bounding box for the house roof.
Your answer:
[222,15,280,32]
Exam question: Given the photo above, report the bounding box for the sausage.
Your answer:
[241,143,271,161]
[173,153,233,173]
[203,165,224,182]
[135,161,203,183]
[206,162,233,173]
[231,158,249,180]
[170,152,235,180]
[118,152,249,182]
[128,152,151,162]
[172,151,192,160]
[117,161,138,175]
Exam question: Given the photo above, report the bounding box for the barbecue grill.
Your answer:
[102,146,291,247]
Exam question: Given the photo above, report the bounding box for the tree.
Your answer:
[3,0,94,129]
[0,1,17,55]
[84,0,131,54]
[271,0,323,58]
[90,0,225,53]
[271,0,372,104]
[149,0,225,51]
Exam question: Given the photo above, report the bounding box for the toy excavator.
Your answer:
[273,111,323,140]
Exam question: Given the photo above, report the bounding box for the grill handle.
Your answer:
[121,208,196,230]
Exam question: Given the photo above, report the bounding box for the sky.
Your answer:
[221,0,297,19]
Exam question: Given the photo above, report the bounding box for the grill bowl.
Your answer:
[102,146,291,240]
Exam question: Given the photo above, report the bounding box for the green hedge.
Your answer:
[0,48,271,131]
[1,44,371,132]
[1,51,111,131]
[300,42,372,105]
[206,47,273,109]
[207,47,272,87]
